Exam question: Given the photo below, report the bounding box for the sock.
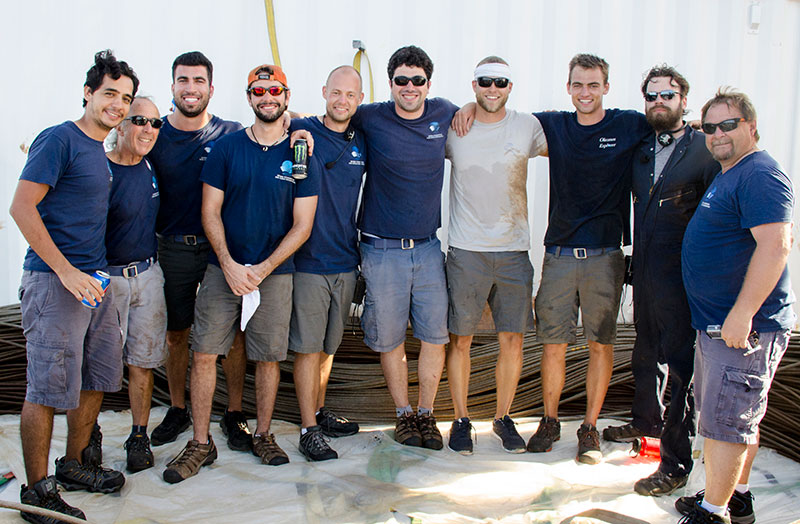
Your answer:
[735,483,749,494]
[315,409,321,416]
[131,425,147,435]
[700,499,727,516]
[396,405,413,417]
[417,406,432,416]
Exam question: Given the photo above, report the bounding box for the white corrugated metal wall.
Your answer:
[1,0,799,310]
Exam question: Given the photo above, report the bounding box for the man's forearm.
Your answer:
[254,222,313,279]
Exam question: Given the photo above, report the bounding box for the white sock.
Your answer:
[735,483,749,494]
[700,499,727,516]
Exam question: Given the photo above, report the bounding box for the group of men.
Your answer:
[11,44,793,524]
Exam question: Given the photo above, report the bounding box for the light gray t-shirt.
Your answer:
[445,110,547,251]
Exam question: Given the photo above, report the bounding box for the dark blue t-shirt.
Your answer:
[353,98,458,238]
[20,121,110,272]
[535,109,650,247]
[106,159,159,265]
[682,151,795,331]
[291,116,366,274]
[148,115,242,236]
[199,129,320,274]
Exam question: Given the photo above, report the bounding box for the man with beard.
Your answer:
[148,52,250,453]
[602,65,719,496]
[163,65,319,483]
[444,56,547,455]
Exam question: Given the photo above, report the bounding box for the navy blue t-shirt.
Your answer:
[199,129,320,274]
[353,98,458,238]
[148,115,242,236]
[535,109,650,247]
[291,116,366,274]
[20,121,111,272]
[682,151,795,331]
[106,159,160,265]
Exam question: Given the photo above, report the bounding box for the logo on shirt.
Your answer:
[429,122,440,133]
[200,141,215,161]
[700,186,716,208]
[275,160,296,183]
[348,146,365,166]
[351,146,362,159]
[598,137,617,149]
[151,175,159,198]
[426,121,444,140]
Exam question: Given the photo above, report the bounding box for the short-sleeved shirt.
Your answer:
[148,115,242,236]
[445,110,547,251]
[535,109,650,248]
[353,98,459,238]
[290,116,366,274]
[106,158,159,265]
[199,129,320,274]
[682,151,795,332]
[20,121,111,272]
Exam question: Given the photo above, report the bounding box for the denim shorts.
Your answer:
[110,262,168,368]
[289,271,357,355]
[360,238,449,352]
[446,247,534,335]
[20,270,124,410]
[157,237,211,331]
[694,329,789,444]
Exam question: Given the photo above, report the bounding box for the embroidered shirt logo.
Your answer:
[275,160,296,182]
[598,137,617,149]
[426,121,444,140]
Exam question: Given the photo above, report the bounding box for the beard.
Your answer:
[253,101,288,123]
[174,96,210,118]
[477,93,508,114]
[646,105,682,132]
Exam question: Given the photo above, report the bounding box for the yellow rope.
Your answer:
[263,0,281,66]
[352,41,374,103]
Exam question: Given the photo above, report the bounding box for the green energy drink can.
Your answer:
[292,139,308,179]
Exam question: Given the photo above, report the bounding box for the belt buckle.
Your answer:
[573,247,588,259]
[184,235,198,246]
[401,238,415,250]
[122,264,139,278]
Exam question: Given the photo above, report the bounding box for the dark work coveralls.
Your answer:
[630,125,718,476]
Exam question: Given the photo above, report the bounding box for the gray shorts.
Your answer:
[110,262,168,368]
[19,270,123,410]
[694,329,789,444]
[534,248,624,345]
[289,271,357,355]
[446,247,534,335]
[193,264,292,362]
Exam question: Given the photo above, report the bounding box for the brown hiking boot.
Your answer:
[252,433,289,466]
[417,413,443,450]
[526,416,561,452]
[394,413,422,447]
[162,436,217,484]
[576,423,602,464]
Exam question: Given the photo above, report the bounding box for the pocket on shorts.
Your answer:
[27,340,70,394]
[715,368,767,432]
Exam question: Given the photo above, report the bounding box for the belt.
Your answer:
[161,234,209,246]
[360,234,436,250]
[107,257,156,278]
[545,246,619,259]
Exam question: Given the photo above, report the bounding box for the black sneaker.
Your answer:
[633,469,688,496]
[602,422,658,442]
[81,423,102,466]
[492,415,526,453]
[527,416,561,452]
[448,418,474,455]
[299,426,338,461]
[20,476,86,524]
[576,423,602,464]
[54,456,125,493]
[316,406,359,437]
[676,490,755,524]
[678,501,732,523]
[151,406,191,446]
[220,410,253,451]
[417,412,444,450]
[124,432,154,472]
[394,413,422,447]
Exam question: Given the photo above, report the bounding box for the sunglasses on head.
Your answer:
[248,85,288,97]
[393,75,428,87]
[701,118,746,135]
[476,77,510,89]
[644,90,679,102]
[125,116,163,129]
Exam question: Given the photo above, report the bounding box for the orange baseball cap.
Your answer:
[247,64,288,88]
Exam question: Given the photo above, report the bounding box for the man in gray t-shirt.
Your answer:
[444,56,547,455]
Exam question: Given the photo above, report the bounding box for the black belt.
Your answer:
[107,256,156,278]
[545,246,619,259]
[160,234,209,246]
[360,234,436,250]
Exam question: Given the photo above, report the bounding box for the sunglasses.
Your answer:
[125,116,163,129]
[248,85,289,97]
[476,77,510,88]
[701,118,746,135]
[644,90,679,102]
[393,75,428,87]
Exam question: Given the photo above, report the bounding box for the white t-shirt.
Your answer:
[445,110,547,251]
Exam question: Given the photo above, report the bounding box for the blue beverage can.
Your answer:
[81,270,110,308]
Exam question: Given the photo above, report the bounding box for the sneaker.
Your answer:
[576,423,602,464]
[526,416,561,452]
[220,410,253,452]
[151,406,191,446]
[448,418,474,455]
[124,432,154,472]
[393,413,422,447]
[299,426,338,461]
[163,436,217,484]
[20,476,86,524]
[602,422,658,442]
[417,412,444,450]
[676,490,755,524]
[316,406,359,437]
[633,469,688,496]
[678,501,732,524]
[252,433,290,466]
[54,456,125,493]
[492,415,526,453]
[81,423,102,466]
